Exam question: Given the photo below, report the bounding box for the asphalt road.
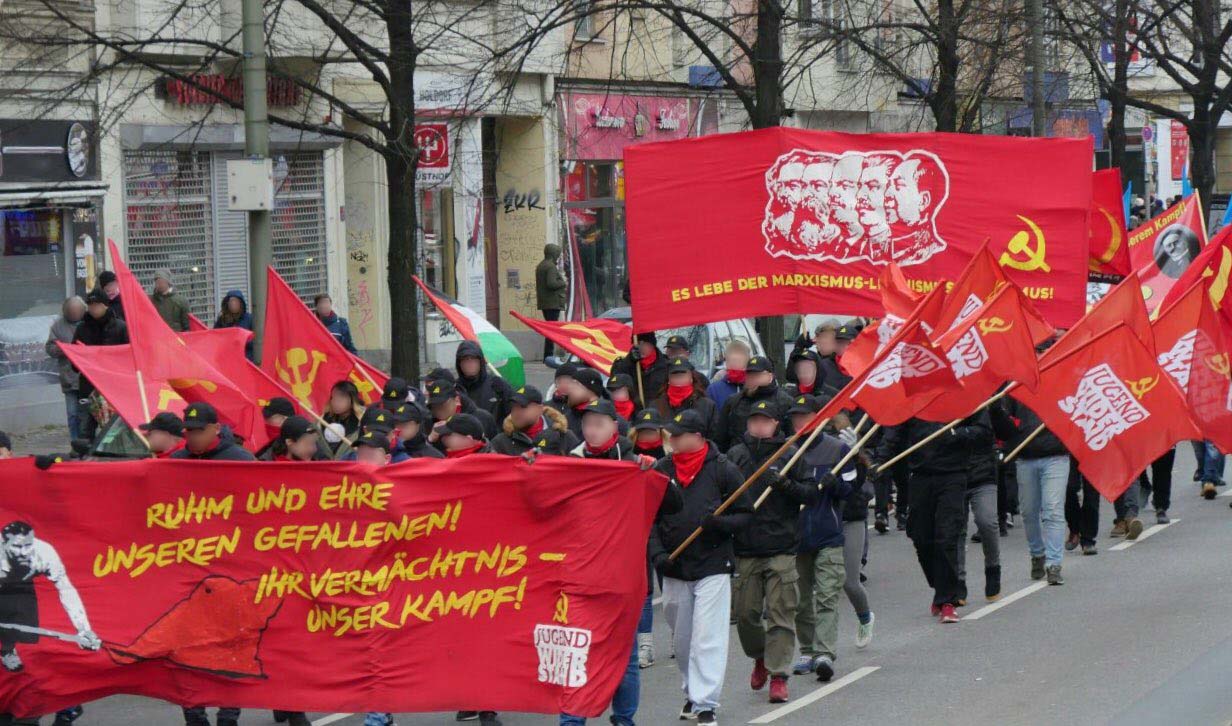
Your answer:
[22,444,1232,726]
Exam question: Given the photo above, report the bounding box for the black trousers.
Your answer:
[907,473,966,606]
[540,308,561,358]
[183,707,240,725]
[997,456,1019,524]
[1066,467,1099,546]
[1138,447,1175,512]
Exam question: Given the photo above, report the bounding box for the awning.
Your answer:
[0,186,107,208]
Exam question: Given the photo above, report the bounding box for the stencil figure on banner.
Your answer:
[1127,194,1207,310]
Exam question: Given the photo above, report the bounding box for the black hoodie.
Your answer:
[72,309,129,398]
[455,340,514,423]
[491,407,579,456]
[714,381,796,451]
[726,432,819,557]
[873,409,994,476]
[398,432,445,459]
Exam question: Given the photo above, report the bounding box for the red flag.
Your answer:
[840,285,948,379]
[1089,168,1130,277]
[183,329,294,411]
[1158,223,1232,319]
[624,129,1093,332]
[263,267,383,413]
[1010,324,1200,500]
[1127,194,1207,311]
[187,313,209,332]
[1044,273,1155,363]
[1154,280,1232,453]
[849,318,963,426]
[108,240,267,449]
[511,312,632,375]
[56,342,187,429]
[879,263,923,319]
[933,243,1054,344]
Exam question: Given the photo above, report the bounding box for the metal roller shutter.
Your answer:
[122,150,217,318]
[270,152,328,303]
[211,150,251,301]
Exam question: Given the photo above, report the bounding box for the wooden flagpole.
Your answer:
[874,386,1015,473]
[1002,423,1046,464]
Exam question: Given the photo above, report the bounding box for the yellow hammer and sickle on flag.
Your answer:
[560,324,621,365]
[275,348,328,404]
[168,378,218,393]
[349,369,378,403]
[157,386,185,411]
[1088,207,1125,270]
[977,317,1014,335]
[1204,247,1231,311]
[553,591,569,625]
[1206,352,1231,378]
[1000,216,1051,273]
[1125,375,1159,399]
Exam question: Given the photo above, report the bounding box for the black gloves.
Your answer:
[34,455,62,470]
[701,513,725,532]
[817,471,838,489]
[652,553,677,578]
[769,473,791,492]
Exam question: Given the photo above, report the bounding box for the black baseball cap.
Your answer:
[424,368,456,387]
[392,402,428,424]
[667,357,694,374]
[181,402,218,429]
[581,399,620,421]
[746,355,774,374]
[632,409,665,431]
[426,382,458,406]
[279,415,317,441]
[262,397,295,420]
[510,385,544,406]
[606,373,635,392]
[140,412,184,437]
[664,335,689,351]
[666,409,708,436]
[361,407,394,432]
[438,413,486,441]
[788,395,821,416]
[355,430,391,452]
[572,368,607,399]
[382,377,409,403]
[85,289,110,305]
[748,399,782,420]
[555,361,580,380]
[835,325,857,341]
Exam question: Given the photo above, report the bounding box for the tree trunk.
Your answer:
[1188,113,1217,222]
[932,0,960,132]
[752,0,785,369]
[386,0,421,380]
[1107,0,1130,170]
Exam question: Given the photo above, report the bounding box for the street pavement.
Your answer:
[24,444,1232,726]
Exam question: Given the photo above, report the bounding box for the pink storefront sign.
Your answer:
[560,92,715,160]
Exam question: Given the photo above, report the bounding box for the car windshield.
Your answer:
[92,418,152,458]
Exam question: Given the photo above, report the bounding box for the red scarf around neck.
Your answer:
[445,442,485,459]
[726,369,746,385]
[797,381,814,394]
[639,348,658,371]
[523,416,545,438]
[666,383,694,408]
[672,444,709,486]
[635,438,662,453]
[613,399,635,420]
[585,432,621,456]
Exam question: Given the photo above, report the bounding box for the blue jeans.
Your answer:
[560,637,639,725]
[64,391,82,441]
[1192,441,1227,484]
[1017,455,1069,567]
[637,568,653,635]
[363,713,392,726]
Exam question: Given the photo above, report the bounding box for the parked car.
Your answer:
[70,416,150,460]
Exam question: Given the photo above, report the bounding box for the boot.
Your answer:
[750,658,769,690]
[984,565,1001,602]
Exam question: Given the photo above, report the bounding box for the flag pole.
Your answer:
[875,386,1014,473]
[830,423,880,476]
[752,419,831,509]
[131,371,153,452]
[1002,423,1046,464]
[635,362,646,408]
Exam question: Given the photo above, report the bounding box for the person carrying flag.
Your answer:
[611,333,669,408]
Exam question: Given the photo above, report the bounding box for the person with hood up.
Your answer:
[535,243,568,363]
[563,368,607,438]
[706,340,752,410]
[490,385,578,456]
[149,268,191,332]
[650,409,752,726]
[388,402,444,460]
[214,290,254,361]
[455,340,514,422]
[314,294,356,353]
[610,333,669,409]
[170,403,256,462]
[426,380,498,445]
[651,357,718,439]
[726,400,818,704]
[785,349,824,396]
[45,296,86,440]
[72,289,129,441]
[95,270,124,320]
[714,356,795,452]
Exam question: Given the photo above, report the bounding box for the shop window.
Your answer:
[0,209,66,320]
[562,161,625,314]
[271,153,329,302]
[419,187,457,298]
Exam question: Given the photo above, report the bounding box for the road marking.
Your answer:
[1217,488,1232,498]
[312,714,354,725]
[747,666,879,723]
[1109,518,1179,551]
[963,581,1049,621]
[653,596,663,606]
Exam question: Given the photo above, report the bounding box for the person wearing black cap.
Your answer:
[380,376,422,408]
[95,270,124,320]
[268,416,325,462]
[650,408,751,725]
[359,406,396,436]
[426,381,498,445]
[547,361,580,414]
[629,410,667,460]
[610,333,668,408]
[353,430,393,466]
[651,357,717,439]
[606,373,640,422]
[715,356,794,452]
[423,367,456,393]
[71,289,129,441]
[437,413,491,459]
[565,400,636,461]
[170,403,255,461]
[491,385,578,456]
[664,334,690,359]
[139,413,185,458]
[725,399,817,703]
[456,340,514,422]
[786,349,825,397]
[563,368,607,439]
[255,398,297,459]
[390,402,443,461]
[818,326,856,392]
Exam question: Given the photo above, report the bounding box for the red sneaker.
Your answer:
[930,603,941,617]
[768,675,789,703]
[939,603,960,623]
[750,658,769,691]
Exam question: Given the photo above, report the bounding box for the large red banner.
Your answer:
[624,128,1093,332]
[0,456,664,718]
[1088,168,1131,278]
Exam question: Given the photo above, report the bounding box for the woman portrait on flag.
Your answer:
[1154,224,1202,278]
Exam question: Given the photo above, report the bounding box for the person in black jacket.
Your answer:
[650,358,718,440]
[991,398,1073,585]
[726,400,817,704]
[873,412,993,623]
[610,333,668,408]
[95,270,124,321]
[817,325,856,393]
[72,289,130,441]
[547,362,579,415]
[957,423,1001,603]
[322,380,364,446]
[649,409,751,725]
[714,356,795,451]
[606,373,640,423]
[563,368,607,438]
[170,403,256,461]
[426,381,498,446]
[567,399,639,461]
[390,402,444,460]
[455,340,514,422]
[490,385,579,456]
[630,410,667,460]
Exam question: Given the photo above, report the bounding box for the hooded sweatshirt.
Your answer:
[71,308,128,398]
[455,340,514,422]
[535,244,568,310]
[214,290,255,360]
[150,268,192,332]
[45,300,82,392]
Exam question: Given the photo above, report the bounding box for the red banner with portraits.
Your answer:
[1127,194,1206,312]
[624,128,1093,332]
[0,456,665,719]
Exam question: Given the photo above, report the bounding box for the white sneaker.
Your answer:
[637,632,655,668]
[1,650,22,672]
[855,612,875,649]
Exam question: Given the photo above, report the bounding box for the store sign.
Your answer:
[1170,120,1189,181]
[0,119,99,184]
[157,74,303,107]
[561,93,716,161]
[415,123,451,187]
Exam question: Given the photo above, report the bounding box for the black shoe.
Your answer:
[971,531,982,543]
[217,720,239,726]
[1030,555,1045,581]
[679,700,695,720]
[984,565,1001,601]
[287,714,312,726]
[696,711,717,725]
[51,706,83,726]
[859,572,867,583]
[478,712,502,726]
[456,713,480,722]
[999,522,1008,537]
[874,514,888,534]
[272,712,291,724]
[896,518,907,531]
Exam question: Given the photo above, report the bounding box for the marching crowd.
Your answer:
[2,272,1228,726]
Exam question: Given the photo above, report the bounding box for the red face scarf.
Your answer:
[672,443,709,486]
[639,348,658,371]
[613,399,635,420]
[797,381,814,394]
[635,438,662,452]
[585,431,621,456]
[523,416,545,438]
[445,442,485,459]
[726,369,746,385]
[156,441,185,459]
[666,383,694,408]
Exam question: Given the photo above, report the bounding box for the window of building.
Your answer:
[271,153,329,301]
[562,161,626,314]
[0,209,66,320]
